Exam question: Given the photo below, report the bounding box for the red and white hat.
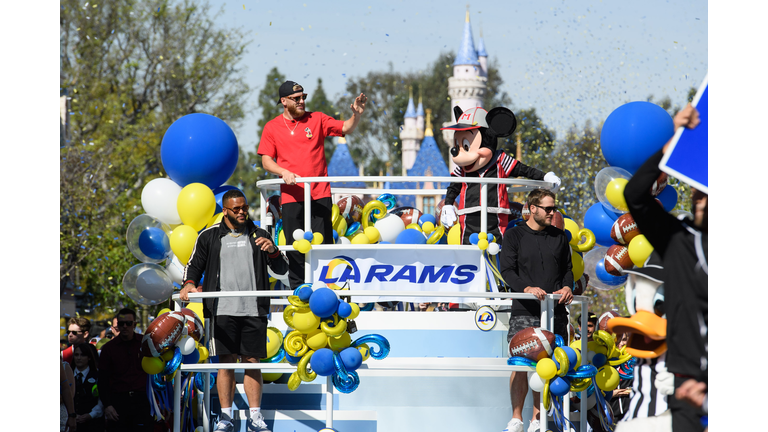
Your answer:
[441,107,489,131]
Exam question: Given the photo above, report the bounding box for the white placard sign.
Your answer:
[310,248,488,303]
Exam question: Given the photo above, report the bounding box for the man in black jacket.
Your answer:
[180,189,288,432]
[500,188,574,432]
[623,103,707,432]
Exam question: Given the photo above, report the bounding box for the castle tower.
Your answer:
[477,28,488,78]
[443,8,487,172]
[399,86,422,174]
[415,89,425,136]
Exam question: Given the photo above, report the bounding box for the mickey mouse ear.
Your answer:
[487,107,517,137]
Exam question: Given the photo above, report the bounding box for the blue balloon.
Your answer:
[337,301,352,318]
[339,347,363,372]
[600,102,675,174]
[469,233,479,245]
[308,287,339,318]
[657,186,678,211]
[213,185,241,213]
[550,376,571,397]
[583,203,619,247]
[138,227,170,260]
[182,349,200,364]
[395,228,427,245]
[303,231,314,241]
[419,214,437,226]
[592,353,607,368]
[562,346,579,371]
[297,285,313,302]
[310,348,335,376]
[595,260,628,286]
[332,230,339,241]
[160,113,239,189]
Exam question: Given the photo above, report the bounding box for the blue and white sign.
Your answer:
[474,306,498,331]
[660,73,708,193]
[310,248,488,303]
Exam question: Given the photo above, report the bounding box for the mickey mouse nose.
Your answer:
[450,146,459,157]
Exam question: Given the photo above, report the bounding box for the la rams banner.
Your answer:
[310,248,488,303]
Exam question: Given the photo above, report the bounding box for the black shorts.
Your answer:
[507,314,568,343]
[210,315,268,358]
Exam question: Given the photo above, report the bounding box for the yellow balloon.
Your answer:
[333,216,348,238]
[628,234,654,267]
[426,225,445,244]
[295,239,312,254]
[278,229,286,246]
[283,330,309,358]
[170,225,198,265]
[571,249,584,280]
[207,212,223,228]
[536,358,557,381]
[362,200,388,229]
[291,309,321,333]
[477,239,489,250]
[347,303,361,320]
[331,204,340,224]
[572,228,597,253]
[422,221,435,234]
[447,224,461,245]
[160,349,176,362]
[177,183,216,232]
[198,346,209,362]
[306,329,329,351]
[157,308,172,317]
[595,365,620,391]
[364,226,380,243]
[262,358,284,383]
[265,327,283,358]
[311,232,324,245]
[564,218,580,245]
[142,356,165,375]
[186,302,205,326]
[350,232,370,244]
[405,223,422,232]
[328,331,352,351]
[605,178,629,212]
[358,343,371,361]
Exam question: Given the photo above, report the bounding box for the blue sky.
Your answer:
[215,0,708,154]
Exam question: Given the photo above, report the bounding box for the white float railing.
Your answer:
[172,291,591,432]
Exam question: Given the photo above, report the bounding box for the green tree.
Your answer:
[255,67,286,139]
[60,0,251,312]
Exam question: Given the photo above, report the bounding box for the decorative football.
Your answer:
[390,206,424,226]
[522,203,530,221]
[509,201,524,220]
[650,172,668,196]
[508,327,556,361]
[598,310,620,331]
[551,210,565,231]
[610,213,641,245]
[180,307,205,342]
[435,199,446,225]
[604,244,633,276]
[266,195,282,221]
[337,195,364,224]
[141,311,185,357]
[573,274,589,296]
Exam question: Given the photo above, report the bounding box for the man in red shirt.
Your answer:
[258,80,367,289]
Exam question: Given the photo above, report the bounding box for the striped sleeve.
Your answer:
[499,152,517,177]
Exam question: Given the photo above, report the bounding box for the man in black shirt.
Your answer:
[623,104,707,432]
[500,188,574,432]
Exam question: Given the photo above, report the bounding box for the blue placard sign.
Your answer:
[659,74,708,193]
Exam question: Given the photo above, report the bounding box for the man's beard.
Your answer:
[226,212,245,229]
[533,211,551,227]
[287,103,305,118]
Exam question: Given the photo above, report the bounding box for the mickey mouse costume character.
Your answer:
[440,106,561,244]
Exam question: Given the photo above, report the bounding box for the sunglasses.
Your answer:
[533,205,558,214]
[117,320,134,327]
[286,94,308,103]
[224,205,249,214]
[67,330,84,335]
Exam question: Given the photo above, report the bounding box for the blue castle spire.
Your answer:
[453,10,480,66]
[404,86,417,119]
[327,138,366,188]
[477,32,488,57]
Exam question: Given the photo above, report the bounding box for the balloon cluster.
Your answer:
[281,284,390,393]
[580,101,681,291]
[122,114,242,305]
[508,330,632,432]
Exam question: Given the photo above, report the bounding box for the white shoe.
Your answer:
[503,418,524,432]
[528,419,540,432]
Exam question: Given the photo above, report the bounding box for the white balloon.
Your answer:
[165,253,185,285]
[141,178,183,225]
[374,214,405,244]
[179,335,196,355]
[529,371,547,393]
[487,242,501,255]
[292,229,305,242]
[339,236,351,244]
[135,267,174,301]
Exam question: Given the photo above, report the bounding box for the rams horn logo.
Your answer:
[474,306,497,331]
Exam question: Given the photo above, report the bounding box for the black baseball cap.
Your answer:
[277,81,305,104]
[577,312,598,323]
